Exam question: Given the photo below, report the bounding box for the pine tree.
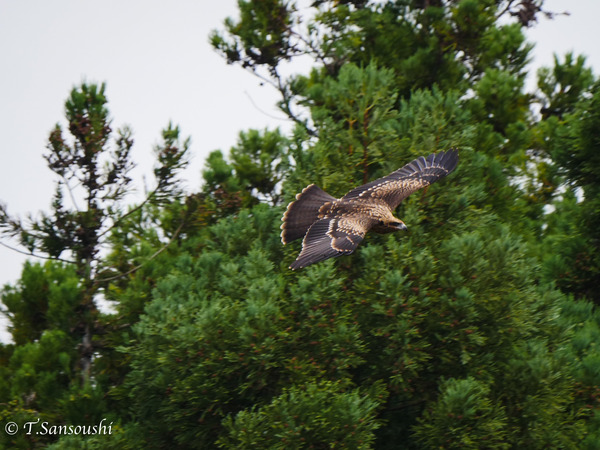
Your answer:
[537,74,600,304]
[0,83,191,448]
[84,2,593,447]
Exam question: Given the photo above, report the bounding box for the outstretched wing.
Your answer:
[289,216,375,270]
[342,149,458,210]
[280,184,336,245]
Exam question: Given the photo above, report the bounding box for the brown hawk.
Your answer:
[281,149,458,269]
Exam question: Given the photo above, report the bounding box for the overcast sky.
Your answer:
[0,0,599,341]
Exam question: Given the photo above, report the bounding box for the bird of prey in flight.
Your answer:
[281,149,458,270]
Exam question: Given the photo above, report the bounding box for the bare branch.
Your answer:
[495,0,518,20]
[244,91,289,121]
[0,239,76,264]
[95,218,185,284]
[96,186,158,240]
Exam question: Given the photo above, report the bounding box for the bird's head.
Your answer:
[390,220,407,231]
[376,219,407,232]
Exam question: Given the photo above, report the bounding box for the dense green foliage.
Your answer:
[2,1,600,448]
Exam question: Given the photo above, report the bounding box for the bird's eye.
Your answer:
[378,220,384,226]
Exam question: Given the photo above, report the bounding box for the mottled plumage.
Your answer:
[281,149,459,269]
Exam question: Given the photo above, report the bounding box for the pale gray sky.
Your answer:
[0,1,290,285]
[0,0,598,342]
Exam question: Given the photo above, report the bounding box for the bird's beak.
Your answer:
[396,222,407,231]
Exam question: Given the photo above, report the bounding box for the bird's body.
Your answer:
[281,149,459,269]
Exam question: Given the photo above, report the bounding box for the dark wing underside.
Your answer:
[341,149,459,210]
[280,184,336,244]
[289,216,374,270]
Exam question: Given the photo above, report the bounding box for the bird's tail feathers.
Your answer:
[281,184,335,244]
